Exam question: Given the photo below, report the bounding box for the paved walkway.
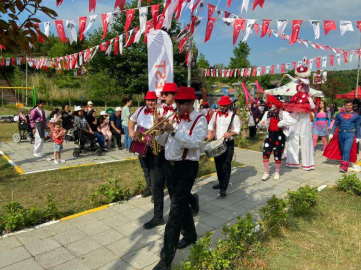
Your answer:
[0,141,136,174]
[0,148,349,270]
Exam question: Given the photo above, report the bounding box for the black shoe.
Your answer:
[153,261,171,270]
[151,195,154,203]
[220,189,227,197]
[141,189,152,198]
[212,184,220,189]
[177,238,197,249]
[191,193,199,216]
[118,146,124,150]
[143,217,166,229]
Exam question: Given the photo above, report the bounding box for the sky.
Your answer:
[16,0,361,71]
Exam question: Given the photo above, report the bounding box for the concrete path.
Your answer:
[0,148,347,270]
[0,141,136,174]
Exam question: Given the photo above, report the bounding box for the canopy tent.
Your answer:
[335,86,361,99]
[264,81,324,98]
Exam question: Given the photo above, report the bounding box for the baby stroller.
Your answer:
[66,121,102,157]
[12,113,33,144]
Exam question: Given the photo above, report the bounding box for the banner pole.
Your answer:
[187,37,193,87]
[356,34,361,99]
[25,54,28,106]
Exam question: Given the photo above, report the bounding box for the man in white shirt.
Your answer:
[153,86,207,270]
[207,96,241,197]
[128,91,157,199]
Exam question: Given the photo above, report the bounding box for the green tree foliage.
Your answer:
[228,42,251,69]
[197,53,210,68]
[322,76,350,101]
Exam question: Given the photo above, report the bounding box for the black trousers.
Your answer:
[111,129,122,147]
[249,126,257,139]
[214,140,234,191]
[153,151,198,219]
[161,160,198,265]
[138,149,155,193]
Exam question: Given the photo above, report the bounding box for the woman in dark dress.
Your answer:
[249,102,262,139]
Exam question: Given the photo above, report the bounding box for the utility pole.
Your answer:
[187,38,193,87]
[356,35,361,99]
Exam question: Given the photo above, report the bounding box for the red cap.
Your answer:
[218,96,232,106]
[161,83,178,93]
[266,95,283,109]
[295,65,311,78]
[144,91,158,100]
[203,102,209,106]
[174,86,197,100]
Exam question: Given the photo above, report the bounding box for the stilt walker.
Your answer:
[283,66,316,171]
[258,95,297,180]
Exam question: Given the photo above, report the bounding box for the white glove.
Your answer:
[329,134,333,140]
[277,122,284,128]
[356,138,361,143]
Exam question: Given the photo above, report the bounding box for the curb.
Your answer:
[0,148,24,174]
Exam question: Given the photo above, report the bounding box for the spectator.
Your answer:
[330,102,338,118]
[99,111,112,150]
[86,101,94,115]
[52,123,66,164]
[110,107,123,150]
[61,102,72,130]
[30,100,47,158]
[49,108,62,140]
[122,97,133,152]
[258,100,268,118]
[73,106,94,150]
[353,99,361,115]
[249,102,261,139]
[313,101,331,152]
[86,109,106,150]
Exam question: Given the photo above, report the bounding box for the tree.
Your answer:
[228,43,251,69]
[55,71,80,106]
[0,0,57,53]
[197,53,210,68]
[322,77,349,102]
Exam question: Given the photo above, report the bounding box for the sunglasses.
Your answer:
[162,93,174,97]
[176,100,192,105]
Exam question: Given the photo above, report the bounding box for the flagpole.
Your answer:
[187,37,193,87]
[25,54,28,106]
[356,34,361,99]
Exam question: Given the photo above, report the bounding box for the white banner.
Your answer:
[147,30,174,97]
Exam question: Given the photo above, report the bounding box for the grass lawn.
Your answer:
[247,132,265,152]
[0,154,242,216]
[260,188,361,270]
[0,123,17,142]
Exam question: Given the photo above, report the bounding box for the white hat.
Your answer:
[100,111,108,116]
[87,101,93,105]
[74,106,83,112]
[115,107,122,112]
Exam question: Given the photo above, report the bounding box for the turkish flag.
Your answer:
[253,0,265,10]
[79,17,87,41]
[34,23,44,43]
[293,62,297,69]
[357,21,361,32]
[252,68,257,77]
[289,20,302,45]
[261,20,271,38]
[179,35,189,53]
[224,11,231,18]
[101,14,110,39]
[281,64,285,73]
[316,57,321,69]
[125,9,135,33]
[155,14,165,30]
[229,69,234,77]
[205,17,216,43]
[144,20,153,43]
[11,58,15,66]
[261,66,265,75]
[254,23,259,36]
[243,68,249,77]
[271,65,275,75]
[343,52,348,63]
[227,0,232,7]
[233,18,245,45]
[151,5,159,28]
[207,4,215,18]
[125,26,139,47]
[174,0,185,21]
[330,55,334,66]
[324,20,337,35]
[114,0,125,10]
[114,37,119,55]
[55,20,67,42]
[206,69,210,76]
[89,0,96,12]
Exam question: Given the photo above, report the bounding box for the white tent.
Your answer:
[265,82,324,98]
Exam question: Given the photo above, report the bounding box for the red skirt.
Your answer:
[284,92,311,113]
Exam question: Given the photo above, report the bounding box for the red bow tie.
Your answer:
[144,108,154,115]
[218,111,229,117]
[176,112,191,123]
[163,105,175,114]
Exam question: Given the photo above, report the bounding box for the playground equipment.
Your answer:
[1,86,37,108]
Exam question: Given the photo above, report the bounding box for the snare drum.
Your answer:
[129,126,151,157]
[204,140,227,158]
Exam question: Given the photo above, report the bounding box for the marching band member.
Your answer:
[207,96,241,197]
[257,95,297,180]
[153,86,207,270]
[128,91,157,199]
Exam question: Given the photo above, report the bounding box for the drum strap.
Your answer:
[136,106,146,120]
[182,115,205,160]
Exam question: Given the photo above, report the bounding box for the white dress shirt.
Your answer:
[158,103,177,118]
[158,110,208,161]
[130,106,154,130]
[208,110,241,140]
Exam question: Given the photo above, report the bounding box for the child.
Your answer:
[52,122,66,164]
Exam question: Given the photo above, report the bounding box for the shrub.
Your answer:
[287,185,318,216]
[259,195,288,234]
[90,177,131,205]
[336,174,361,196]
[0,194,62,234]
